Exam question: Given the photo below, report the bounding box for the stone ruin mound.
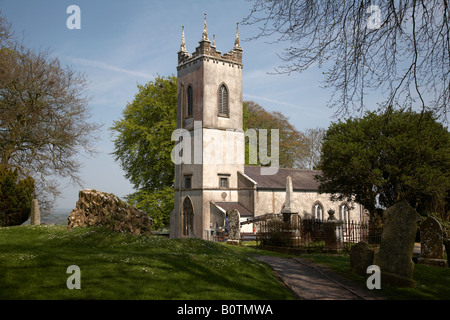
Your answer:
[67,189,153,235]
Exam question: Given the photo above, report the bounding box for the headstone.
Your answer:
[350,241,375,275]
[322,208,343,252]
[227,209,241,245]
[444,239,450,268]
[30,199,40,225]
[418,217,447,267]
[373,200,419,287]
[323,220,343,252]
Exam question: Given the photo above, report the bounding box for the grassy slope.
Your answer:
[2,225,448,300]
[0,225,294,300]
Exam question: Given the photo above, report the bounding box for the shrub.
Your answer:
[0,165,35,227]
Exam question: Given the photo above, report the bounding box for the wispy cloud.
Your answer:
[244,93,308,110]
[69,57,154,79]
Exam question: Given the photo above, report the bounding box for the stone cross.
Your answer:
[30,199,40,225]
[374,200,419,287]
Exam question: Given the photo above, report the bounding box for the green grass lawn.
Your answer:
[0,225,295,300]
[2,225,448,300]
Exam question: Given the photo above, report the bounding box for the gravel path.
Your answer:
[254,255,385,300]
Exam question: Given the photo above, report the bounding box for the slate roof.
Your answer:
[214,202,253,217]
[243,165,321,191]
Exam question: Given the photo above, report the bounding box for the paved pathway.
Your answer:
[254,255,384,300]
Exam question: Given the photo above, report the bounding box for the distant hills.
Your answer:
[23,208,71,226]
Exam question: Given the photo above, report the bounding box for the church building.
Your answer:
[169,15,367,239]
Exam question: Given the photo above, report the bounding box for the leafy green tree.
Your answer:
[0,165,35,227]
[316,107,450,219]
[126,188,173,230]
[110,75,177,229]
[243,101,306,168]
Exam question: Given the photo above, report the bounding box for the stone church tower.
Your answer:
[170,15,245,239]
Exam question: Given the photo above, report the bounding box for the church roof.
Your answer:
[244,165,321,191]
[213,202,253,217]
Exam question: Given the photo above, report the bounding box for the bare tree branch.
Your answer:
[0,13,101,212]
[243,0,450,120]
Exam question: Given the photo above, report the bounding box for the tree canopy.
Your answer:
[243,100,307,168]
[316,107,450,219]
[298,127,325,170]
[111,75,177,192]
[0,13,99,212]
[110,75,177,229]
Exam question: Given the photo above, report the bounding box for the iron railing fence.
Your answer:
[255,217,383,249]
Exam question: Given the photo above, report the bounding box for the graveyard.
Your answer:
[2,185,448,300]
[0,219,449,300]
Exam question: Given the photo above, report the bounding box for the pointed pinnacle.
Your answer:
[202,13,209,41]
[180,26,187,52]
[234,22,241,49]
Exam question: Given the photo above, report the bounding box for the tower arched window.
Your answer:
[187,85,193,117]
[218,84,229,117]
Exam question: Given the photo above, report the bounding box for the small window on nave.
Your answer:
[339,203,350,223]
[313,203,324,220]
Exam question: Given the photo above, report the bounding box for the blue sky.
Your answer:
[0,0,372,210]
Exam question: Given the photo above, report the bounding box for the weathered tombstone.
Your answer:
[350,241,375,275]
[444,239,450,268]
[323,220,343,252]
[374,200,419,287]
[418,217,447,267]
[227,209,241,245]
[323,208,343,252]
[30,199,40,225]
